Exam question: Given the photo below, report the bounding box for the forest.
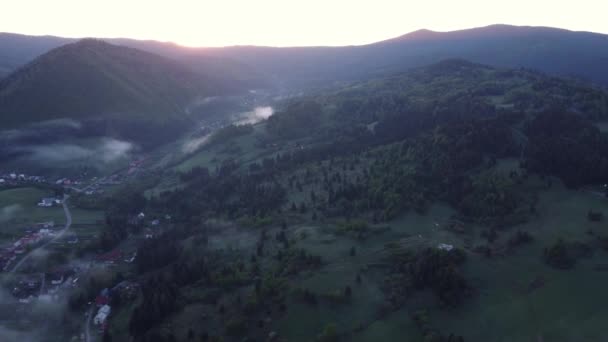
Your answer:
[84,61,608,342]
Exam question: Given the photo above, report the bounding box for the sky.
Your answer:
[1,0,607,47]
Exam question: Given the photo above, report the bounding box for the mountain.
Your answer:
[199,24,608,87]
[106,60,608,341]
[0,39,237,146]
[0,33,268,87]
[3,25,608,88]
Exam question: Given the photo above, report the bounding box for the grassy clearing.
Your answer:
[260,182,608,342]
[0,186,104,244]
[0,187,65,232]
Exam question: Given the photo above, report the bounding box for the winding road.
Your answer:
[10,193,72,273]
[85,305,94,342]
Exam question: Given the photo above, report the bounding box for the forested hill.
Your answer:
[268,59,608,139]
[264,59,608,188]
[0,39,240,145]
[84,60,608,342]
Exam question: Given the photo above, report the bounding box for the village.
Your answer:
[0,206,169,339]
[0,156,153,340]
[0,221,56,271]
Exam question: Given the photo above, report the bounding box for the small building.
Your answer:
[47,268,74,286]
[437,243,454,252]
[97,250,122,264]
[66,235,79,244]
[37,221,55,229]
[94,305,111,325]
[38,198,55,207]
[124,252,137,263]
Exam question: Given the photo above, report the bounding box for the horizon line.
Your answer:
[1,23,606,49]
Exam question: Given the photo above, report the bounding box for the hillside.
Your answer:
[90,60,608,341]
[267,59,608,138]
[0,33,269,87]
[0,39,237,145]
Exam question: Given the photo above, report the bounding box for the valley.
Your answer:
[0,25,608,342]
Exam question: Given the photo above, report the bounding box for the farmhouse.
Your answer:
[94,305,111,325]
[38,198,61,207]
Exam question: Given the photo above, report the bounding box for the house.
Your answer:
[151,219,160,226]
[50,274,64,285]
[144,228,154,239]
[37,221,55,229]
[66,235,79,244]
[48,268,74,285]
[437,243,454,251]
[97,250,122,264]
[37,198,61,207]
[137,212,145,219]
[94,305,111,325]
[37,198,55,207]
[124,252,137,263]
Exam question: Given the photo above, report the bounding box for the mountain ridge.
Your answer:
[3,25,608,88]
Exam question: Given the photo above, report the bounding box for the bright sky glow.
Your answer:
[1,0,607,47]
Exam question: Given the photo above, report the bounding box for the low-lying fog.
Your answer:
[233,106,274,125]
[0,119,134,173]
[182,106,274,154]
[0,204,22,223]
[21,138,133,164]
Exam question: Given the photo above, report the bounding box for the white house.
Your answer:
[38,198,55,207]
[94,305,111,325]
[437,243,454,251]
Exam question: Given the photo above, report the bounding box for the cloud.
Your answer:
[99,138,133,163]
[0,285,42,342]
[21,138,134,164]
[0,273,71,342]
[233,106,274,125]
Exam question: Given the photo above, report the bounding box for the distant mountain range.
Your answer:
[2,25,608,87]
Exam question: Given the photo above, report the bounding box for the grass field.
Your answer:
[270,182,608,342]
[0,186,104,243]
